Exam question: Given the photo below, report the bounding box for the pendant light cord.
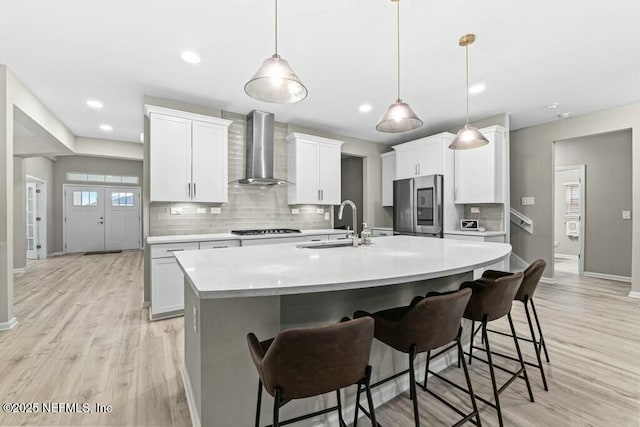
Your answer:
[275,0,279,55]
[397,0,401,101]
[465,44,469,126]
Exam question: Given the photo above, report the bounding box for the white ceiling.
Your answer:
[1,0,639,145]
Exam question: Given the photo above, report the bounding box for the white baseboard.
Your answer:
[583,271,631,283]
[510,253,528,271]
[48,252,64,257]
[555,253,578,260]
[12,267,26,274]
[181,364,201,427]
[142,301,150,308]
[540,276,557,285]
[628,291,640,299]
[0,317,18,331]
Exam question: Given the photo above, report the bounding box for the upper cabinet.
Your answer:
[393,133,454,179]
[454,125,506,204]
[381,151,395,207]
[287,133,344,205]
[146,105,232,203]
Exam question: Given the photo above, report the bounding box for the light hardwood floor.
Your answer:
[1,252,639,426]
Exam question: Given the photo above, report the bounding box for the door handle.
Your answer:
[98,221,104,225]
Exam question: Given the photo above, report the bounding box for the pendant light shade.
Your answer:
[244,0,307,104]
[376,0,422,133]
[376,99,423,133]
[244,54,307,104]
[449,34,489,150]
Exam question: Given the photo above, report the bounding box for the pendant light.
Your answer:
[244,0,308,104]
[449,34,489,150]
[376,0,423,133]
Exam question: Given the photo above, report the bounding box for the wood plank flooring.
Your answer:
[1,252,638,426]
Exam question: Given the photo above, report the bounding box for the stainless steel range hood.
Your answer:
[238,110,288,185]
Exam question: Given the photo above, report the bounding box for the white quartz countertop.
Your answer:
[444,230,507,237]
[146,229,346,245]
[175,235,511,299]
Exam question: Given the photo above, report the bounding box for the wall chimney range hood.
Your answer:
[238,110,289,185]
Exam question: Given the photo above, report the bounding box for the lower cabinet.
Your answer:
[372,228,393,237]
[444,233,508,279]
[151,257,186,319]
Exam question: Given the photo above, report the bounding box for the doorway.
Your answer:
[333,154,364,231]
[554,165,585,274]
[64,185,141,253]
[26,176,46,260]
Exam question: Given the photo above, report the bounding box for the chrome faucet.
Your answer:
[338,200,359,247]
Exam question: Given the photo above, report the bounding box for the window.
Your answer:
[564,182,581,217]
[72,191,98,207]
[67,172,139,185]
[112,192,134,207]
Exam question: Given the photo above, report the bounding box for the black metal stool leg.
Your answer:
[336,390,346,427]
[353,381,362,427]
[457,337,482,427]
[272,388,281,427]
[482,320,504,427]
[468,320,475,365]
[408,345,420,427]
[422,350,431,390]
[508,313,534,402]
[530,299,550,363]
[364,366,379,427]
[255,380,263,427]
[524,301,549,391]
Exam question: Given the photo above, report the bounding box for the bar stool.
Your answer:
[354,288,481,427]
[460,272,534,427]
[479,259,549,390]
[247,317,377,427]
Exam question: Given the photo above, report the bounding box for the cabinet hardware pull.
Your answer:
[209,246,228,249]
[194,182,197,198]
[310,239,321,242]
[167,249,185,252]
[188,183,191,197]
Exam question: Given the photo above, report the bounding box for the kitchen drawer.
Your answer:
[241,235,328,246]
[372,229,392,237]
[328,233,349,241]
[150,242,199,259]
[199,240,241,250]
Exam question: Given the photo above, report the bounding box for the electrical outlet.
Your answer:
[521,197,535,206]
[470,207,481,214]
[291,208,300,215]
[192,306,198,334]
[170,207,184,215]
[316,208,324,214]
[324,212,330,220]
[622,210,632,220]
[210,207,221,214]
[196,208,207,214]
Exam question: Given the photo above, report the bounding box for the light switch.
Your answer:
[170,207,184,215]
[210,207,221,214]
[470,207,481,214]
[316,208,324,214]
[622,210,632,220]
[521,197,535,206]
[324,212,330,220]
[196,208,207,214]
[291,208,300,215]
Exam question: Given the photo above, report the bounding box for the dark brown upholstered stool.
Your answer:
[460,271,534,427]
[247,317,377,427]
[355,288,481,427]
[478,259,549,391]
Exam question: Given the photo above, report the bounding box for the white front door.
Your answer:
[65,186,105,253]
[104,188,141,251]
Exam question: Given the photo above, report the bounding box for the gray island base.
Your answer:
[175,235,511,427]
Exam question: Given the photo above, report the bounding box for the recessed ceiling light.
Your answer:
[546,102,560,110]
[359,103,372,113]
[99,124,113,132]
[558,112,571,119]
[140,132,144,142]
[468,83,486,95]
[86,99,103,109]
[181,51,201,64]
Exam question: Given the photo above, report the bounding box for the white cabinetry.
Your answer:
[150,242,199,319]
[146,105,232,203]
[454,125,506,204]
[241,234,329,247]
[381,152,395,206]
[287,133,344,205]
[393,133,454,179]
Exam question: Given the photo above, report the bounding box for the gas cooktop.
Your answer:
[231,228,301,236]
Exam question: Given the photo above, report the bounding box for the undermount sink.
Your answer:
[296,240,355,249]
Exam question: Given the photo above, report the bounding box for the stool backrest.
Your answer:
[515,259,546,302]
[465,272,524,322]
[400,288,472,353]
[261,317,374,400]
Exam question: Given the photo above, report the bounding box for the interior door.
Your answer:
[65,186,105,253]
[104,187,141,250]
[26,182,39,259]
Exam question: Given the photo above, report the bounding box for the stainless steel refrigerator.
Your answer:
[393,174,444,237]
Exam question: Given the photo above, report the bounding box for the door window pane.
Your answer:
[73,191,99,207]
[112,192,134,207]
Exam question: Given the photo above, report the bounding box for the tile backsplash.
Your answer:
[463,203,504,232]
[148,111,332,236]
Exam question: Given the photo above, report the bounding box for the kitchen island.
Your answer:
[175,235,511,427]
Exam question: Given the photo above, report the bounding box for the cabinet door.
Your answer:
[381,153,395,206]
[454,142,497,203]
[150,113,192,202]
[295,140,320,204]
[417,139,443,176]
[395,146,419,179]
[191,120,228,203]
[151,257,185,318]
[318,142,342,204]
